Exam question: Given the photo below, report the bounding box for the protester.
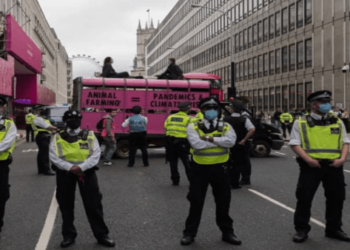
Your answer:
[101,109,117,165]
[157,58,184,80]
[102,57,130,78]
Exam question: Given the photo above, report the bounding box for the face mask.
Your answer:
[66,120,81,130]
[318,103,332,114]
[168,61,171,65]
[205,109,218,120]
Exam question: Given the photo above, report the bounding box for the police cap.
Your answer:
[230,100,244,111]
[178,102,191,109]
[63,110,82,121]
[307,90,332,102]
[0,96,7,106]
[198,97,220,109]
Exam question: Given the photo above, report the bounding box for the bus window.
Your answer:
[211,80,222,89]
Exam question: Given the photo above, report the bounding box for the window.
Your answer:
[235,63,239,81]
[305,82,312,108]
[248,0,252,15]
[244,60,248,79]
[263,18,268,41]
[264,53,269,76]
[235,5,239,23]
[264,88,269,110]
[305,39,312,67]
[239,32,243,51]
[270,51,275,75]
[258,21,263,43]
[270,87,275,110]
[240,1,243,20]
[282,85,288,109]
[244,0,248,18]
[258,0,263,9]
[297,41,304,69]
[253,57,258,78]
[297,0,304,28]
[282,47,288,72]
[248,26,252,47]
[263,0,268,6]
[289,84,296,110]
[276,86,281,109]
[275,11,281,36]
[297,83,303,108]
[253,90,258,106]
[235,34,239,52]
[282,8,288,34]
[289,4,296,31]
[253,0,257,12]
[276,49,281,73]
[289,44,295,71]
[269,15,275,39]
[253,23,258,45]
[305,0,312,24]
[258,89,263,110]
[258,55,263,77]
[240,61,244,80]
[248,58,253,79]
[243,29,247,49]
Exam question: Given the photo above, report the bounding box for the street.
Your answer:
[1,141,350,250]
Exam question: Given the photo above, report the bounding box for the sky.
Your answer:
[37,0,179,73]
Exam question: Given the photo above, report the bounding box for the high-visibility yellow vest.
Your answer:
[32,117,52,136]
[25,113,35,124]
[280,113,293,123]
[164,111,192,138]
[299,116,343,160]
[0,119,16,161]
[190,122,230,165]
[54,130,95,165]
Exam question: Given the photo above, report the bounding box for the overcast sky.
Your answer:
[37,0,179,73]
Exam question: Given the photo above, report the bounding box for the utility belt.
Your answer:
[296,157,339,167]
[52,164,98,174]
[37,131,51,137]
[0,155,13,165]
[165,136,188,145]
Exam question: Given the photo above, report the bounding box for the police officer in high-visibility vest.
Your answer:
[0,97,17,233]
[122,105,149,167]
[49,110,115,248]
[181,97,241,246]
[280,109,293,139]
[25,109,35,142]
[32,108,57,175]
[164,102,192,185]
[289,90,350,243]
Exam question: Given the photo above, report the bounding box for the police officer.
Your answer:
[25,109,35,142]
[122,105,149,167]
[289,91,350,243]
[224,100,255,188]
[280,109,293,139]
[32,108,57,175]
[181,97,241,246]
[0,97,17,233]
[49,110,115,248]
[164,102,192,185]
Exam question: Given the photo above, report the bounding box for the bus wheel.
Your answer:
[116,140,130,159]
[251,140,271,158]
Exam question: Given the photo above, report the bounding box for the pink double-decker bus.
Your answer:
[72,73,223,158]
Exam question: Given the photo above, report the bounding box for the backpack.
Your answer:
[96,118,105,131]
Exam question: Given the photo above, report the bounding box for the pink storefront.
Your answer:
[1,14,55,128]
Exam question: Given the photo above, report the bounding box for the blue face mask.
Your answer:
[318,103,332,113]
[205,109,218,120]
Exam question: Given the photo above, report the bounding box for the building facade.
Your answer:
[145,0,350,113]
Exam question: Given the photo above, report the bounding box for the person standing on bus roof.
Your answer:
[50,110,115,248]
[181,97,241,246]
[101,109,117,166]
[32,107,57,176]
[164,102,192,185]
[102,57,130,78]
[157,58,184,80]
[0,96,17,234]
[122,106,149,167]
[25,109,35,142]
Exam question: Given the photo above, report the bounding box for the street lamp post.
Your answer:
[191,4,236,98]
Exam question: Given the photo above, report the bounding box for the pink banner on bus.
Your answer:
[0,56,14,96]
[5,14,42,74]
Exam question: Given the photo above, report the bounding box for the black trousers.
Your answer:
[183,163,234,237]
[294,158,346,233]
[35,133,51,174]
[26,124,34,142]
[0,162,10,232]
[128,131,149,166]
[281,123,292,138]
[230,142,252,186]
[55,168,110,240]
[166,139,191,184]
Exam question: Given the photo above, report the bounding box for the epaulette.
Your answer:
[78,129,89,140]
[305,115,315,127]
[217,120,224,132]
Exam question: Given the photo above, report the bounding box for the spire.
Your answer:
[137,20,141,30]
[150,19,154,29]
[158,20,160,28]
[145,21,148,30]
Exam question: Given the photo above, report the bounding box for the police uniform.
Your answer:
[122,106,149,167]
[289,91,350,243]
[181,97,241,246]
[32,109,55,175]
[164,102,192,185]
[0,97,17,233]
[49,110,114,248]
[25,112,35,142]
[280,110,293,138]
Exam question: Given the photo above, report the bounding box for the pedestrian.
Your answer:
[25,109,35,142]
[122,106,149,167]
[50,110,115,248]
[101,109,117,166]
[181,97,241,246]
[102,57,130,78]
[0,96,17,233]
[224,100,255,188]
[280,109,293,139]
[273,108,282,128]
[289,90,350,243]
[157,58,184,80]
[164,102,192,185]
[32,108,57,175]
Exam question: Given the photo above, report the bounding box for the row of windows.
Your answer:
[238,82,312,111]
[235,38,312,81]
[234,0,312,53]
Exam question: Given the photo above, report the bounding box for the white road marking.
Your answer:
[272,151,286,156]
[248,189,325,228]
[35,191,58,250]
[344,170,350,173]
[22,149,39,153]
[283,146,288,148]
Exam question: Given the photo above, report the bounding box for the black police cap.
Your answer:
[230,100,244,111]
[63,110,82,121]
[198,97,220,108]
[0,96,7,106]
[131,105,142,114]
[178,102,191,109]
[307,90,332,102]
